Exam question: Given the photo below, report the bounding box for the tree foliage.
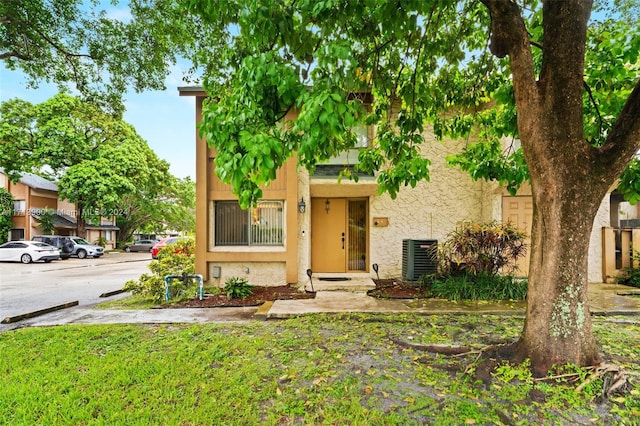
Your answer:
[447,6,640,196]
[116,176,195,247]
[0,0,218,114]
[0,188,13,244]
[35,208,57,236]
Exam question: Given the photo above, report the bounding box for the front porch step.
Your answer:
[305,277,376,293]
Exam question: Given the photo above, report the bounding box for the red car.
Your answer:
[151,237,192,259]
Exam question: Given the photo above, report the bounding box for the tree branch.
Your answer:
[0,50,32,60]
[583,80,604,139]
[596,79,640,170]
[10,17,94,60]
[479,0,538,141]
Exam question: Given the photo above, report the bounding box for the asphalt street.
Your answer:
[0,252,150,321]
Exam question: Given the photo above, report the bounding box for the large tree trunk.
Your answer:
[76,202,87,238]
[482,0,640,375]
[516,162,604,376]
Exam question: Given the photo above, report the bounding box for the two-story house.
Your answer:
[179,87,615,287]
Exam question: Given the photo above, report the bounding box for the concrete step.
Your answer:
[305,277,375,293]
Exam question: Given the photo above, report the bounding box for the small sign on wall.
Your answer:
[373,217,389,227]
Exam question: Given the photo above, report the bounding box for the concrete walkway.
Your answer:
[268,282,640,318]
[2,281,639,332]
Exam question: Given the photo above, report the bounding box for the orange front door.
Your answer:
[311,198,368,273]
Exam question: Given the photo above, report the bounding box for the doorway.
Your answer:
[311,198,368,273]
[502,196,532,276]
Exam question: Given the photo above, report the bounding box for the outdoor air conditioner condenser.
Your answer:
[402,239,438,281]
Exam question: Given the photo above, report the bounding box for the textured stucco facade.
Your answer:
[180,88,611,287]
[206,126,610,286]
[365,133,487,279]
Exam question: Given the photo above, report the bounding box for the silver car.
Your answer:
[124,239,159,253]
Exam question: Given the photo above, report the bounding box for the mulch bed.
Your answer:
[367,278,430,299]
[160,285,316,308]
[159,280,427,309]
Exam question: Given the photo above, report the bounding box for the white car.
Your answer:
[0,241,61,264]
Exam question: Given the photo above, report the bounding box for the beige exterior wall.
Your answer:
[209,262,287,288]
[589,197,610,282]
[181,90,611,286]
[367,132,486,279]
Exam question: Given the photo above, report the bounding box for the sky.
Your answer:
[0,64,198,180]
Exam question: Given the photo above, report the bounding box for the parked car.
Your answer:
[0,241,61,264]
[31,235,104,259]
[124,239,159,253]
[151,237,192,259]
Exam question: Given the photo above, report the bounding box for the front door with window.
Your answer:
[311,198,368,273]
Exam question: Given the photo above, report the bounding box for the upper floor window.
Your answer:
[312,122,374,178]
[354,123,369,148]
[214,200,284,246]
[13,200,25,213]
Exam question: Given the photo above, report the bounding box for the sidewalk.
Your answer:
[2,282,639,332]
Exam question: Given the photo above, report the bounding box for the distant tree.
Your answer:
[116,177,195,247]
[162,177,195,234]
[36,208,56,235]
[0,188,13,244]
[0,93,172,238]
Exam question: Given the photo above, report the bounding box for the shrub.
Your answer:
[429,273,528,301]
[94,236,108,248]
[123,238,195,302]
[224,277,253,299]
[37,208,56,235]
[439,221,527,277]
[619,251,640,288]
[0,189,13,245]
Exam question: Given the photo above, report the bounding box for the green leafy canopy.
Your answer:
[185,0,640,206]
[0,93,174,236]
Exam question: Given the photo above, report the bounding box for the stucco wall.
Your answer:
[368,132,486,279]
[208,262,287,288]
[589,197,609,282]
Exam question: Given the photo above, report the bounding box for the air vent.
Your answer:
[402,239,438,281]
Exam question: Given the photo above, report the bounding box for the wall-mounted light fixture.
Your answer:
[298,197,306,214]
[325,199,331,214]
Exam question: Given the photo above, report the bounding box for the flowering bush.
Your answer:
[123,238,195,303]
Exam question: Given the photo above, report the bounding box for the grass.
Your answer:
[94,294,158,310]
[1,313,639,425]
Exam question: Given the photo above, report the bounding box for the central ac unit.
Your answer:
[402,239,438,281]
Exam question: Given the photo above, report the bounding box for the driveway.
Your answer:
[0,252,151,322]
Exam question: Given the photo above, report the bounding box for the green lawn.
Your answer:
[1,313,639,425]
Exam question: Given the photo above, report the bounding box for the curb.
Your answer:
[100,289,126,298]
[254,301,274,320]
[1,301,79,324]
